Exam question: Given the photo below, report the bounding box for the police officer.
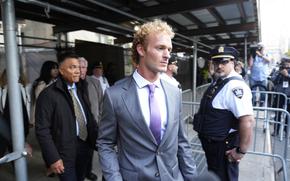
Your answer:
[193,46,255,181]
[160,57,182,89]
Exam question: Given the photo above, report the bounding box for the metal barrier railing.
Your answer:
[0,150,27,164]
[251,90,288,109]
[182,101,290,181]
[247,151,288,181]
[251,91,288,141]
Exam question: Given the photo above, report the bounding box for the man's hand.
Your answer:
[50,159,64,174]
[225,148,244,163]
[256,50,271,62]
[256,50,263,57]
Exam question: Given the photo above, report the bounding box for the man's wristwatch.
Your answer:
[235,147,246,155]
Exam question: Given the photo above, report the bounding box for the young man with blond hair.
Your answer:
[97,19,197,181]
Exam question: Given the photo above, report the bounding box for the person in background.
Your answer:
[248,42,271,105]
[271,57,290,136]
[0,112,11,158]
[0,69,32,158]
[31,60,59,177]
[35,52,98,181]
[160,57,181,89]
[31,61,59,127]
[79,57,103,181]
[97,19,197,181]
[193,46,254,181]
[234,61,246,79]
[91,62,110,94]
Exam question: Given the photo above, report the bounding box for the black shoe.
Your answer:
[86,172,98,181]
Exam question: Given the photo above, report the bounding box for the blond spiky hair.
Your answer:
[131,19,175,64]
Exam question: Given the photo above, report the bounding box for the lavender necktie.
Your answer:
[148,84,161,144]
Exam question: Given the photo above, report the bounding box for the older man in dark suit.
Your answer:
[79,57,103,181]
[35,52,98,181]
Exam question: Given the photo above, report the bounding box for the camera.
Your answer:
[279,63,290,71]
[250,44,263,58]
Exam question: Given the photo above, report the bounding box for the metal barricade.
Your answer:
[253,106,290,181]
[182,101,289,181]
[182,89,193,120]
[251,84,268,107]
[252,91,288,141]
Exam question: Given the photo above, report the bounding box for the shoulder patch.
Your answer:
[232,87,244,98]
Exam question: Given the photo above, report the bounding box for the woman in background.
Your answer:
[30,61,58,177]
[0,69,31,157]
[30,61,58,126]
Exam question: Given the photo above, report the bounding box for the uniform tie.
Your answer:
[148,84,161,144]
[69,88,88,141]
[207,78,223,98]
[215,77,223,85]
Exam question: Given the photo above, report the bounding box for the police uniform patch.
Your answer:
[232,87,244,98]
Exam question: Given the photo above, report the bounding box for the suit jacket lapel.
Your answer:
[160,80,176,146]
[121,76,157,145]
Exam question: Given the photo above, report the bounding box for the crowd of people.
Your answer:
[0,19,289,181]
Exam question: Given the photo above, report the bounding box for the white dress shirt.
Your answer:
[133,70,168,139]
[212,70,254,118]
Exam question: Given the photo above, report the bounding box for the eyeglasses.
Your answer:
[212,58,232,66]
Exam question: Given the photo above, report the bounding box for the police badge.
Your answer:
[232,87,244,98]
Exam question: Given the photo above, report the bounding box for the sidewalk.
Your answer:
[0,129,103,181]
[0,98,280,181]
[0,123,278,181]
[188,121,276,181]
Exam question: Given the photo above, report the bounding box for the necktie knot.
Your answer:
[69,88,74,94]
[216,78,223,85]
[148,84,156,94]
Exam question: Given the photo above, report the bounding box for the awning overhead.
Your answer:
[4,0,260,54]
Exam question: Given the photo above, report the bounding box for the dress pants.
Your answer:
[273,95,289,135]
[59,138,93,181]
[199,133,239,181]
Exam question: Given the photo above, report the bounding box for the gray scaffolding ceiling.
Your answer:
[4,0,260,56]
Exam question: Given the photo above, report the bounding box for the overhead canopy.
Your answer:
[4,0,260,55]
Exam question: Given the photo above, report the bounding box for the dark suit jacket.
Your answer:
[97,76,197,181]
[35,77,98,166]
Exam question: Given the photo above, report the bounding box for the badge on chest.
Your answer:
[283,81,289,88]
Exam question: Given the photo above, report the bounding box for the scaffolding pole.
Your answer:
[1,0,28,180]
[192,39,198,103]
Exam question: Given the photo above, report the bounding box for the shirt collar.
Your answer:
[225,70,241,79]
[217,70,241,82]
[67,83,76,90]
[133,70,161,89]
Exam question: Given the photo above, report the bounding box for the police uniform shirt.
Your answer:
[212,70,254,118]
